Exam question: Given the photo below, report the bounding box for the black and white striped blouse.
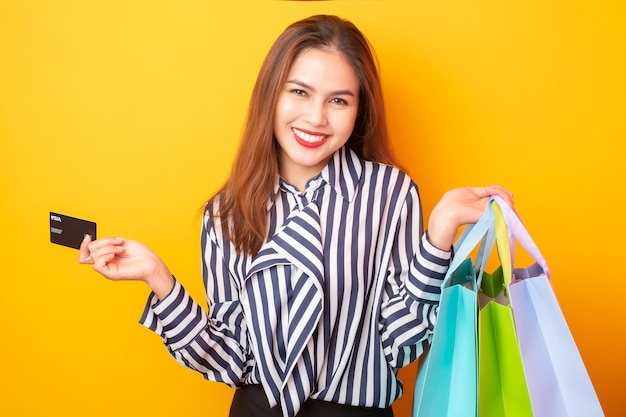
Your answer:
[140,147,450,417]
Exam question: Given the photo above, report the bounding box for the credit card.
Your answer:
[50,212,97,249]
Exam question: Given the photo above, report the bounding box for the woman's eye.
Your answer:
[291,89,306,96]
[330,97,348,105]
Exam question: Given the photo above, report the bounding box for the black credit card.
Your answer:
[50,212,97,249]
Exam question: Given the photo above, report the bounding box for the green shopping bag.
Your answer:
[477,202,533,416]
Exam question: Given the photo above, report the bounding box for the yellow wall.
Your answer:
[1,1,624,416]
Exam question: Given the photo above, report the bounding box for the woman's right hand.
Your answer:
[427,185,514,251]
[79,235,174,299]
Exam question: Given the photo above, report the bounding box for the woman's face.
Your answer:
[273,48,359,190]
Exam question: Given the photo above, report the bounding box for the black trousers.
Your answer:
[229,385,395,417]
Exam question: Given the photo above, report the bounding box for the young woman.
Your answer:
[80,14,513,417]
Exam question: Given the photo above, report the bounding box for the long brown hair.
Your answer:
[208,15,401,255]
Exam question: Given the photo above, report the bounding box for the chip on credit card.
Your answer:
[50,212,97,249]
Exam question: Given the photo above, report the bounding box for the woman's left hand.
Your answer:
[427,185,514,251]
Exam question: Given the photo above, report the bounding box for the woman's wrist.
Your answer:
[145,265,175,300]
[427,206,458,251]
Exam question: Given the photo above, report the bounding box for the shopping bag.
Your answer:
[477,202,533,417]
[492,196,604,417]
[413,203,494,417]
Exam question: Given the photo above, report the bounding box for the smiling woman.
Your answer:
[1,0,622,415]
[78,14,513,417]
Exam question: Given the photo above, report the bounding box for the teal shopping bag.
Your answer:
[413,204,495,417]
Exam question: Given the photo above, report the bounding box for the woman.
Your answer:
[80,14,513,417]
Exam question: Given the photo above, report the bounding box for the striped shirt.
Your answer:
[140,147,450,417]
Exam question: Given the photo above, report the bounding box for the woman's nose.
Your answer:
[305,100,328,126]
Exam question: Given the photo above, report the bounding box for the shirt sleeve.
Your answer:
[138,211,249,388]
[379,184,451,368]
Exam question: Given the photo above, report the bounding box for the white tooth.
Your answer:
[294,129,325,143]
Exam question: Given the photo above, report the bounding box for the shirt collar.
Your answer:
[273,147,363,204]
[321,146,362,202]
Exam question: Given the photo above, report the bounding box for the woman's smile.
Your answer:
[292,127,329,148]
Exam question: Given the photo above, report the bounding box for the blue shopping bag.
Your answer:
[492,196,604,417]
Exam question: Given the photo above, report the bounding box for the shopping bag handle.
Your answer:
[445,200,495,288]
[492,196,550,280]
[474,217,496,289]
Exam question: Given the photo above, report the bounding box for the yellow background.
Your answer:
[1,0,624,416]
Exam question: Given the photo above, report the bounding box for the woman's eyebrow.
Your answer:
[286,79,356,96]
